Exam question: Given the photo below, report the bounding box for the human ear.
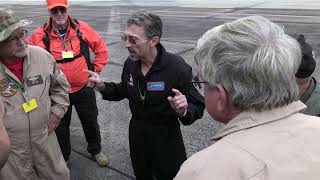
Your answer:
[151,36,160,47]
[215,84,228,112]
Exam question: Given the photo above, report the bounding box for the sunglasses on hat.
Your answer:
[50,7,67,14]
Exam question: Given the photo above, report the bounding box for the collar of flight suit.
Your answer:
[132,43,169,76]
[212,101,307,141]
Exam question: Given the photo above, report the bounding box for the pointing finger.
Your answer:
[172,88,182,96]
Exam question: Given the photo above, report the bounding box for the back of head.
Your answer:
[126,11,162,40]
[195,16,301,112]
[0,8,31,42]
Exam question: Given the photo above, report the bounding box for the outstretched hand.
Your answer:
[167,88,188,116]
[84,70,105,91]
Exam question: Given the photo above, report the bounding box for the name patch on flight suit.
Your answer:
[147,81,165,91]
[0,78,18,97]
[26,75,43,87]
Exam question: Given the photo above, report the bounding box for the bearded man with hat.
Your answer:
[0,8,70,179]
[29,0,109,166]
[295,35,320,116]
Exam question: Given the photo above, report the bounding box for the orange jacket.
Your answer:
[29,16,108,93]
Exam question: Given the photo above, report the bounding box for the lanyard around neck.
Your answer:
[0,60,27,92]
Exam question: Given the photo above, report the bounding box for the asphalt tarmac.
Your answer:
[2,1,320,179]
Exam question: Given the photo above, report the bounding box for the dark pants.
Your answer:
[56,86,101,161]
[129,119,187,180]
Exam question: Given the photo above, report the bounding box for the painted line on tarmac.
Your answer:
[72,147,137,180]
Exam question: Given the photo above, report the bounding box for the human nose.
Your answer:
[125,40,132,48]
[16,36,27,45]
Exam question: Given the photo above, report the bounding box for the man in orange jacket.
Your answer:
[29,0,109,166]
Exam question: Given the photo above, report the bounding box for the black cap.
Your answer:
[294,35,316,78]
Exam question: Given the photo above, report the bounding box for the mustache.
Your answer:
[128,49,135,53]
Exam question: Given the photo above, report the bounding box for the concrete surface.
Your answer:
[1,0,320,179]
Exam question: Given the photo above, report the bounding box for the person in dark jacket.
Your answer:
[86,11,205,180]
[294,35,320,116]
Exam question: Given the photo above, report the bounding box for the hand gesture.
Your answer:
[167,88,188,116]
[85,70,105,91]
[48,113,61,135]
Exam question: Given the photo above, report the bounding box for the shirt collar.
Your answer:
[300,77,316,103]
[212,101,307,140]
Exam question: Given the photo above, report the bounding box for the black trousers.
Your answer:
[56,86,101,161]
[129,119,187,180]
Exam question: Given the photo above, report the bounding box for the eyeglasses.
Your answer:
[3,29,28,44]
[120,35,139,45]
[191,81,208,89]
[50,7,67,14]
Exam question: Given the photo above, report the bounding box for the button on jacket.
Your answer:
[0,45,70,180]
[175,101,320,180]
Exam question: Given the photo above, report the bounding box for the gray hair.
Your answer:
[126,11,162,39]
[195,16,302,111]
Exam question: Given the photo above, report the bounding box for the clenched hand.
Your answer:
[85,70,105,91]
[167,88,188,117]
[48,113,60,135]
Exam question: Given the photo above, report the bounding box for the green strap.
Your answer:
[138,81,146,105]
[6,75,25,92]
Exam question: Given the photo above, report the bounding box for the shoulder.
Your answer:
[77,20,95,31]
[163,51,191,72]
[176,139,265,180]
[27,45,55,62]
[29,26,46,42]
[30,26,46,36]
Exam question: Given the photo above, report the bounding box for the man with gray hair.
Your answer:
[0,8,70,179]
[174,16,320,180]
[87,11,205,180]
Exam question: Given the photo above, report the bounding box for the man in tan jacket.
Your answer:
[0,8,70,179]
[175,16,320,180]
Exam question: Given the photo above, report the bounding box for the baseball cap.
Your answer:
[46,0,68,10]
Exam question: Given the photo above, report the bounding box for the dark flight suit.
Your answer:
[100,43,205,180]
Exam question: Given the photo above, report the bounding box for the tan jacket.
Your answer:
[0,45,70,180]
[175,101,320,180]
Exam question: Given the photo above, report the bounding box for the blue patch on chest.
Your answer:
[147,81,165,91]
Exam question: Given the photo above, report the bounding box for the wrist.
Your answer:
[179,109,187,117]
[96,82,105,91]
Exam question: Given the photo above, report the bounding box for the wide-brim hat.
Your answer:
[0,8,32,42]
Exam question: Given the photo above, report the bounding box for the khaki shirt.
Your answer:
[175,101,320,180]
[0,45,70,180]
